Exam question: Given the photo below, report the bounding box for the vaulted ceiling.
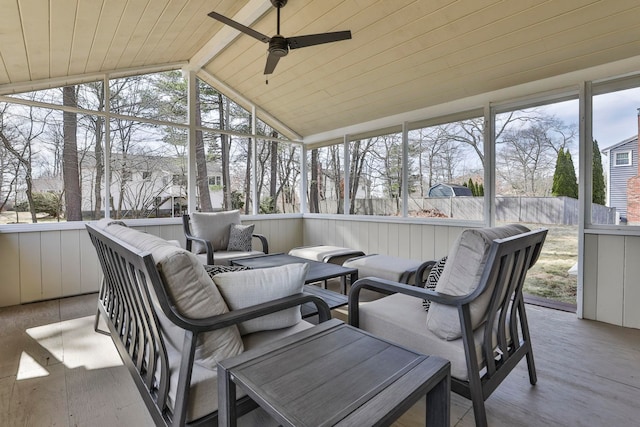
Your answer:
[1,0,640,142]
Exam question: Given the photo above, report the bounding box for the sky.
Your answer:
[542,87,640,150]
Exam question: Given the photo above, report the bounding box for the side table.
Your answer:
[218,319,451,426]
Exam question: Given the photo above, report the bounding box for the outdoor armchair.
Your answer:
[349,225,547,427]
[183,211,269,265]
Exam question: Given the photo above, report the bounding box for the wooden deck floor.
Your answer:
[1,292,639,426]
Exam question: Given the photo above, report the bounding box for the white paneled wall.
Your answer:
[2,216,640,331]
[583,233,640,329]
[0,216,304,308]
[302,216,466,263]
[0,227,102,307]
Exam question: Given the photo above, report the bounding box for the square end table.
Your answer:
[218,319,451,427]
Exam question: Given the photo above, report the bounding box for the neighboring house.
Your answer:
[603,135,639,221]
[33,152,224,218]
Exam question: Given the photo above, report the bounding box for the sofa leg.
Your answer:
[471,398,488,427]
[94,309,109,335]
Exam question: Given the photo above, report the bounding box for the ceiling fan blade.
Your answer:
[287,30,352,49]
[208,11,270,43]
[264,52,281,75]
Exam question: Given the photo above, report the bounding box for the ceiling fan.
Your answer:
[208,0,352,77]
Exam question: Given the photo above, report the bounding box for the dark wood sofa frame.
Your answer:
[87,224,330,427]
[349,228,547,427]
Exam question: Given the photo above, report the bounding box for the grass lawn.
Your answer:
[519,223,578,305]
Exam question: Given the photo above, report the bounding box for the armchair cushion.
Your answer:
[359,292,492,381]
[190,210,241,252]
[227,223,255,251]
[422,256,447,311]
[214,263,308,335]
[426,224,529,340]
[102,222,244,369]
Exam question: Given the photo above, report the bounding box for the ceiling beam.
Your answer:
[184,0,273,72]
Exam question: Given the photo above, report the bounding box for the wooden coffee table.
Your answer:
[231,253,358,294]
[218,319,451,427]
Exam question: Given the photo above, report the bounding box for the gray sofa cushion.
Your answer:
[358,292,493,381]
[101,223,244,369]
[214,263,308,335]
[426,224,530,340]
[166,320,313,423]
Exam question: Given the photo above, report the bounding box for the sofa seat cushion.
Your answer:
[426,224,529,340]
[214,263,308,335]
[165,321,313,423]
[358,292,492,381]
[195,250,265,266]
[242,320,314,351]
[102,223,244,369]
[190,210,241,252]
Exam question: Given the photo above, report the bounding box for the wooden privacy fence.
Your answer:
[316,196,616,225]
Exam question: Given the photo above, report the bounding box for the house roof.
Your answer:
[602,136,638,154]
[2,1,640,142]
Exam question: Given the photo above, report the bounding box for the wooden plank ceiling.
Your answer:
[1,0,640,141]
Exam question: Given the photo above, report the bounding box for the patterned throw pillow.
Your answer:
[204,264,251,280]
[423,256,447,311]
[227,224,255,251]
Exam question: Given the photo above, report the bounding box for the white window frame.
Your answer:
[614,150,632,167]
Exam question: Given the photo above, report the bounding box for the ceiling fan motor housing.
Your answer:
[271,0,288,8]
[269,35,289,56]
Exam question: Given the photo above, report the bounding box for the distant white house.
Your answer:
[33,152,224,218]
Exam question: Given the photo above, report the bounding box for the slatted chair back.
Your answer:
[457,229,546,404]
[88,224,172,426]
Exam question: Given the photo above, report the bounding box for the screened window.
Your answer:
[408,115,484,220]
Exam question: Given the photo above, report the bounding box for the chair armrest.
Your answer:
[252,233,269,254]
[348,277,468,328]
[182,214,216,265]
[167,292,332,333]
[415,260,436,286]
[185,234,216,265]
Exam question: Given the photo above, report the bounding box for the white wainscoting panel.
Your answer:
[302,217,465,262]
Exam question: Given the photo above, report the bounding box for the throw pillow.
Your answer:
[205,264,251,279]
[422,256,447,311]
[227,223,255,251]
[213,263,308,335]
[102,222,244,368]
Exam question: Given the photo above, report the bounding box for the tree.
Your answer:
[62,86,83,221]
[309,149,319,213]
[552,148,578,198]
[592,139,606,205]
[0,102,51,223]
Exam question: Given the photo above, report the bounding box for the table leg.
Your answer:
[345,272,358,295]
[217,364,237,427]
[425,373,450,426]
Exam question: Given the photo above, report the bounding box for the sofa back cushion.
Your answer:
[213,263,308,335]
[101,222,244,369]
[190,210,241,252]
[426,224,530,340]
